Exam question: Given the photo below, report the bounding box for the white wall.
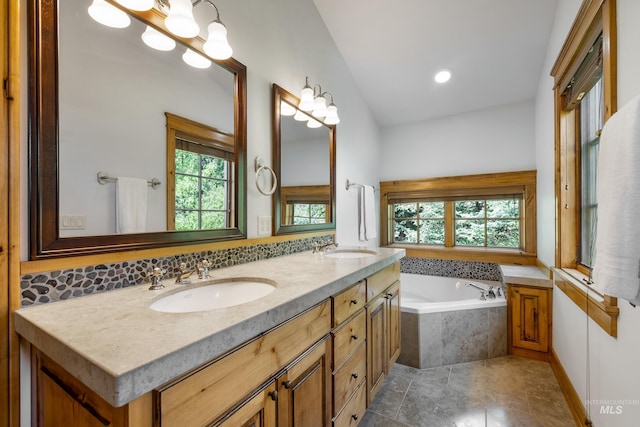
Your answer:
[536,1,640,425]
[379,100,536,181]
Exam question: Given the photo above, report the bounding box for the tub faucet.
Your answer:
[486,286,497,299]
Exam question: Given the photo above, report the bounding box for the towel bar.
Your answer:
[97,171,161,190]
[345,179,379,191]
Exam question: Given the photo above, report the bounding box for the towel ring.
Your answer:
[255,157,278,196]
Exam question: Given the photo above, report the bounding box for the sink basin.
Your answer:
[324,249,377,259]
[149,278,276,313]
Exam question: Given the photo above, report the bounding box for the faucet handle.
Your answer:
[147,267,166,290]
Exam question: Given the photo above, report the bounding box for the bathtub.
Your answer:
[398,273,508,369]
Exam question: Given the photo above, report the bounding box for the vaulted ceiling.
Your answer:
[313,0,560,126]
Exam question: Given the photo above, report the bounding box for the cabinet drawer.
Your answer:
[332,310,366,369]
[333,342,366,416]
[155,300,331,427]
[332,381,366,427]
[332,280,366,327]
[366,262,400,300]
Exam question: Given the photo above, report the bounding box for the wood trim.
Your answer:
[20,231,335,275]
[380,170,537,258]
[553,269,618,337]
[550,348,588,427]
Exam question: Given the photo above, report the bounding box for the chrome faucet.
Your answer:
[197,259,212,279]
[465,281,493,300]
[312,239,338,253]
[175,262,194,284]
[147,267,166,290]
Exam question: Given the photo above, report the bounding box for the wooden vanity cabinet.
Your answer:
[365,263,401,404]
[214,381,277,427]
[507,283,551,361]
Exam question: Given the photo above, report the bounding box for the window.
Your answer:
[551,0,618,335]
[166,113,235,231]
[289,203,327,225]
[380,171,536,264]
[280,185,331,226]
[174,143,231,230]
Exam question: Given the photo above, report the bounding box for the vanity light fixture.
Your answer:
[306,117,323,128]
[88,0,132,28]
[280,101,297,117]
[434,68,453,84]
[182,48,212,68]
[90,0,234,61]
[293,109,309,121]
[298,77,340,125]
[141,25,177,51]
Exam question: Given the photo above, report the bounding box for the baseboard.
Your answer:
[549,348,590,426]
[508,346,550,362]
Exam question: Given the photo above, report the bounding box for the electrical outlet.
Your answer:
[60,215,86,230]
[258,216,271,236]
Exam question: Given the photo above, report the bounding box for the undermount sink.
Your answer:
[324,249,377,259]
[149,278,276,313]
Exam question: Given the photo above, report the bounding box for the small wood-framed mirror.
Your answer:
[271,84,336,235]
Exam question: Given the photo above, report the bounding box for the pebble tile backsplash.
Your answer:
[21,235,333,307]
[400,256,502,281]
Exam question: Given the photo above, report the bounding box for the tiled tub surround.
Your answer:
[20,234,334,306]
[398,305,508,369]
[15,247,405,407]
[400,256,502,282]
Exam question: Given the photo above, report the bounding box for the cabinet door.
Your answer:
[278,337,332,427]
[386,281,401,372]
[366,294,386,404]
[215,381,276,427]
[511,286,549,353]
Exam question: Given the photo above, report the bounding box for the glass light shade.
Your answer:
[182,49,212,69]
[307,118,323,128]
[165,0,200,38]
[141,26,176,51]
[298,86,315,111]
[434,69,452,83]
[293,110,309,122]
[324,103,340,125]
[115,0,154,11]
[88,0,131,28]
[203,21,233,60]
[312,95,327,118]
[280,101,297,116]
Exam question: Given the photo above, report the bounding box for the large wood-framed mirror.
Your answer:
[271,84,336,235]
[29,0,247,259]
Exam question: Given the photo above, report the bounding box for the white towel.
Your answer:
[116,177,148,234]
[592,94,640,304]
[358,185,377,241]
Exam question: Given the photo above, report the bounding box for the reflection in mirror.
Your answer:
[272,84,336,235]
[29,0,247,258]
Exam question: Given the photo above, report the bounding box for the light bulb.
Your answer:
[141,26,176,51]
[88,0,131,28]
[293,110,309,122]
[182,49,211,69]
[281,102,297,117]
[115,0,154,11]
[312,95,327,118]
[298,84,315,111]
[307,118,322,128]
[203,21,233,60]
[434,69,452,84]
[324,103,340,125]
[165,0,200,38]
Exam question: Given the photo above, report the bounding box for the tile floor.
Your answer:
[360,356,576,427]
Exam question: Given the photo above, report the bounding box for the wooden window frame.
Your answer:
[551,0,618,336]
[280,185,331,225]
[380,170,537,265]
[165,112,235,231]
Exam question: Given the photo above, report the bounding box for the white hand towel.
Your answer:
[116,177,148,234]
[364,185,377,240]
[358,187,366,241]
[592,94,640,304]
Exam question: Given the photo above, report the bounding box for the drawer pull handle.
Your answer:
[268,390,278,401]
[351,373,359,379]
[350,299,358,305]
[351,414,359,421]
[282,380,292,389]
[351,335,358,340]
[387,293,393,298]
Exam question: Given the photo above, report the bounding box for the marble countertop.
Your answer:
[500,264,552,288]
[15,247,405,407]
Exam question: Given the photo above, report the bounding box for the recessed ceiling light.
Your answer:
[434,69,453,84]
